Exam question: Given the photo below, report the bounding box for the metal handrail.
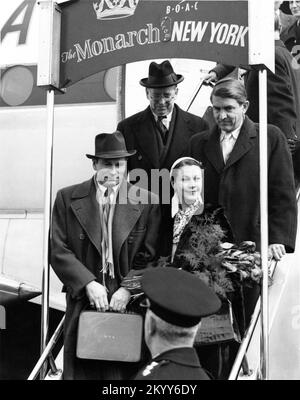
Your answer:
[229,186,300,380]
[28,315,65,380]
[228,258,280,380]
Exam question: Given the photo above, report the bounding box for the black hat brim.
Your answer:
[86,149,136,159]
[140,74,184,88]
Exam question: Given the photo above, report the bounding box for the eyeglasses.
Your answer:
[148,93,176,101]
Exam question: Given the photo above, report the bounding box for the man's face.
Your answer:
[146,85,178,117]
[93,157,127,187]
[212,95,249,133]
[290,1,300,18]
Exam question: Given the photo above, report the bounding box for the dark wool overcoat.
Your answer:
[187,117,297,252]
[117,104,208,173]
[51,178,161,379]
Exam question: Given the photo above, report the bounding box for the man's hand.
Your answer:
[287,138,297,155]
[287,138,300,155]
[268,244,286,261]
[203,71,217,84]
[85,281,109,312]
[109,287,131,312]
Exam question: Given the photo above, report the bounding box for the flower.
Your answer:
[160,212,263,300]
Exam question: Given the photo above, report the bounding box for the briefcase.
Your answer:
[76,311,143,362]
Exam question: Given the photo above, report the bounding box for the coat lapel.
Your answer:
[224,117,257,170]
[133,107,160,168]
[112,182,142,267]
[163,105,193,167]
[70,178,101,254]
[204,125,225,174]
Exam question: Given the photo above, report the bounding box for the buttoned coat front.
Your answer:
[188,117,297,252]
[51,178,160,379]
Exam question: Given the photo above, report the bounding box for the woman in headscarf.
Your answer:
[164,156,233,261]
[162,156,239,379]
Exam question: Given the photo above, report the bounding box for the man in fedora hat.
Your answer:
[134,267,221,380]
[117,60,208,255]
[51,131,161,380]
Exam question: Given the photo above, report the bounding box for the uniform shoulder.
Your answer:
[136,360,170,380]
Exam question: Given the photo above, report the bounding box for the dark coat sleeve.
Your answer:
[120,194,161,292]
[211,64,235,79]
[266,48,298,140]
[130,202,161,271]
[268,127,297,251]
[50,190,97,299]
[246,50,298,140]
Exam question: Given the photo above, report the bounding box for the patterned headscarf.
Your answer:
[170,157,204,261]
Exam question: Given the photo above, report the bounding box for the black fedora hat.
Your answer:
[141,267,221,327]
[86,131,136,159]
[140,60,184,88]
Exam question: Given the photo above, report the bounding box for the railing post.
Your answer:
[258,68,269,380]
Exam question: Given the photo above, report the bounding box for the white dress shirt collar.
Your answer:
[152,109,173,130]
[220,121,243,142]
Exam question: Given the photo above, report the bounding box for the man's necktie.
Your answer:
[156,115,168,145]
[221,133,234,163]
[102,187,114,278]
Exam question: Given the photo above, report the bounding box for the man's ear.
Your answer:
[242,100,250,114]
[92,159,97,171]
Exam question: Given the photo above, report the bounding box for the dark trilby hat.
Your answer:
[140,60,184,88]
[86,131,136,159]
[141,267,221,328]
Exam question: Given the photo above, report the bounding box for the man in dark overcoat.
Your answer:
[117,60,208,254]
[187,78,297,329]
[188,78,297,259]
[51,131,161,380]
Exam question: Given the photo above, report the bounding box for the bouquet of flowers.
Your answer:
[158,212,263,301]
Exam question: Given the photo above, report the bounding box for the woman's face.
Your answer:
[173,165,202,207]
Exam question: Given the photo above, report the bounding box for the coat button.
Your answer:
[138,155,142,161]
[79,233,85,240]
